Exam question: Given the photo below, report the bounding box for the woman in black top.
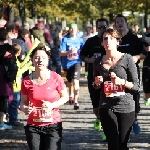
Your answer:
[93,28,139,150]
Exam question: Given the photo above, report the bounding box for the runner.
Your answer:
[80,18,108,139]
[20,45,68,150]
[60,23,84,110]
[114,14,146,134]
[142,33,150,105]
[94,28,139,150]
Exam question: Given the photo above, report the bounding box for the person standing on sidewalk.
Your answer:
[8,43,34,126]
[0,27,15,130]
[114,14,146,134]
[60,23,84,110]
[94,28,139,150]
[80,18,108,134]
[20,45,68,150]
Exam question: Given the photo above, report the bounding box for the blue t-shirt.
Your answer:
[60,35,84,69]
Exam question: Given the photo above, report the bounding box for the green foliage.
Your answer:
[0,0,149,27]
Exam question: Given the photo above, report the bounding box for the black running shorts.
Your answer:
[66,63,81,82]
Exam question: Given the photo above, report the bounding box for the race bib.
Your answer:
[67,53,79,60]
[104,81,125,97]
[94,53,101,58]
[32,106,53,122]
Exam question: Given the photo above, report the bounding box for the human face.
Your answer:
[32,50,49,70]
[102,32,118,51]
[134,25,139,32]
[115,17,128,32]
[145,46,150,52]
[69,26,78,36]
[86,27,91,35]
[97,21,107,36]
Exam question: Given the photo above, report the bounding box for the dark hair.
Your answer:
[30,44,51,58]
[96,18,109,27]
[100,28,121,43]
[114,14,127,24]
[18,28,29,38]
[142,33,150,47]
[0,27,7,41]
[4,21,16,32]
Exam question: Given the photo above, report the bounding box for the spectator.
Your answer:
[49,24,62,75]
[0,27,15,130]
[114,14,146,134]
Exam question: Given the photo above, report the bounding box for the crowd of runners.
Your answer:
[0,14,150,150]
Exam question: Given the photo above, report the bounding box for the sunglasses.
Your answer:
[97,25,107,29]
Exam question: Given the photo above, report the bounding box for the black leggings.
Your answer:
[99,109,135,150]
[24,122,62,150]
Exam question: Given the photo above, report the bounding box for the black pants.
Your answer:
[85,62,88,72]
[134,64,140,114]
[0,96,8,113]
[24,122,62,150]
[87,76,100,108]
[99,109,135,150]
[87,64,101,108]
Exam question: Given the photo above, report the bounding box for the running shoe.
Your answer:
[101,132,107,142]
[0,123,12,130]
[144,98,150,106]
[74,103,79,110]
[69,97,74,105]
[132,120,140,134]
[94,118,102,131]
[84,72,88,77]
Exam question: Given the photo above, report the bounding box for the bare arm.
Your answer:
[20,94,30,115]
[132,53,146,63]
[59,51,68,56]
[42,87,69,110]
[59,47,78,56]
[53,87,69,108]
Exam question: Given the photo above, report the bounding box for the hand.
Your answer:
[21,54,25,60]
[71,47,78,53]
[41,100,53,111]
[88,56,95,63]
[132,55,139,63]
[68,47,78,54]
[110,72,125,85]
[85,56,95,63]
[4,51,11,57]
[95,76,103,86]
[22,105,33,115]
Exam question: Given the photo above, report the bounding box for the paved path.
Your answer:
[0,73,150,150]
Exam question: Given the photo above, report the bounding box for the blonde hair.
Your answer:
[12,43,21,55]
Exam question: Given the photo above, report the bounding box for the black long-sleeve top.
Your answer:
[0,43,15,64]
[93,54,140,113]
[80,35,106,78]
